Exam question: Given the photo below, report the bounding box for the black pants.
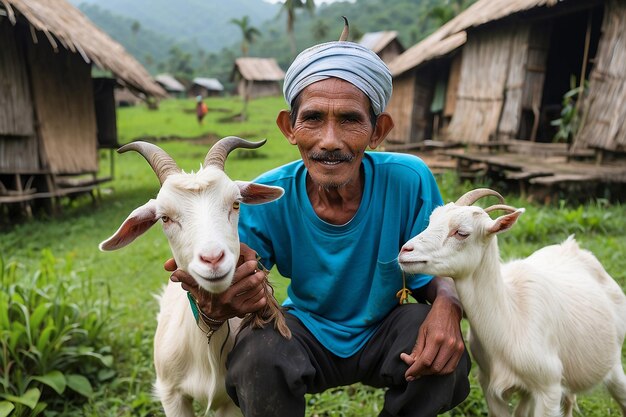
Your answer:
[225,304,471,417]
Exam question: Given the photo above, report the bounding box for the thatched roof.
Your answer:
[389,31,466,77]
[436,0,559,38]
[233,57,285,81]
[0,0,166,97]
[193,77,224,92]
[389,0,559,77]
[359,31,401,54]
[155,74,185,93]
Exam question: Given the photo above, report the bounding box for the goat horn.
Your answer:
[455,188,505,206]
[339,16,349,41]
[203,136,267,170]
[118,141,180,185]
[484,204,518,214]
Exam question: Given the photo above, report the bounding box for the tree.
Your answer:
[311,19,329,41]
[229,16,261,57]
[278,0,315,57]
[131,20,141,35]
[427,0,474,27]
[166,46,194,80]
[130,20,141,50]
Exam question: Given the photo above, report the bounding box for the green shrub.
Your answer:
[0,250,115,417]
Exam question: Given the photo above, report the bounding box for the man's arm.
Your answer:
[400,276,465,381]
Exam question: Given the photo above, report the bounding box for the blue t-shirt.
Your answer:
[239,151,443,357]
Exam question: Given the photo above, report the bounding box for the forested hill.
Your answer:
[69,0,280,73]
[72,0,280,53]
[69,0,471,88]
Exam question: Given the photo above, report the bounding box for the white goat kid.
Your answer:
[100,137,291,417]
[398,188,626,417]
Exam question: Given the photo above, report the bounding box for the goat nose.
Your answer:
[400,244,414,254]
[199,250,224,266]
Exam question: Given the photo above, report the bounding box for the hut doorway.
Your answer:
[518,5,603,143]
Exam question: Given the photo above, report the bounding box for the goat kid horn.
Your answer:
[339,16,349,41]
[455,188,505,206]
[485,204,519,214]
[118,141,180,185]
[203,136,267,170]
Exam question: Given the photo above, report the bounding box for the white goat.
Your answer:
[99,137,291,417]
[398,188,626,417]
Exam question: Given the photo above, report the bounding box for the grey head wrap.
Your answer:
[283,41,392,115]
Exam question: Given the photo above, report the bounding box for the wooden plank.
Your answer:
[384,140,461,152]
[505,170,551,180]
[530,174,596,185]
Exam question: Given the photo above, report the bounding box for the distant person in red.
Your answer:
[196,95,208,124]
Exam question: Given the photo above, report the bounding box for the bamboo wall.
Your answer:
[443,53,463,118]
[446,25,519,143]
[378,41,404,65]
[386,68,434,144]
[498,25,531,139]
[411,68,436,142]
[28,36,98,174]
[0,22,39,172]
[237,80,281,100]
[0,135,39,172]
[0,21,34,137]
[575,0,626,152]
[386,73,417,143]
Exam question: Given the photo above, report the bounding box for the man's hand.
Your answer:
[400,277,465,381]
[165,243,268,322]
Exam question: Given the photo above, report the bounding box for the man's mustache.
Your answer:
[309,151,354,162]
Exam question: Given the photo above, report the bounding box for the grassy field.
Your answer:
[1,96,625,416]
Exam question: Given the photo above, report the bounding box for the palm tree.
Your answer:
[229,16,261,57]
[130,20,141,50]
[278,0,315,57]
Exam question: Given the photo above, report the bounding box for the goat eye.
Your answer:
[455,230,470,239]
[232,201,240,210]
[161,215,170,223]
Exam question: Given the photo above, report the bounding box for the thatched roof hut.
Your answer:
[1,0,165,97]
[386,0,626,154]
[190,77,224,98]
[231,57,285,99]
[156,74,186,97]
[358,31,405,64]
[0,0,165,211]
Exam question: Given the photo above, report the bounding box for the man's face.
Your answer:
[282,78,377,189]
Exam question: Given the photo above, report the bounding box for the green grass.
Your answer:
[1,97,625,416]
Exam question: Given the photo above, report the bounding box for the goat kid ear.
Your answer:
[99,199,159,251]
[236,181,284,205]
[487,208,525,235]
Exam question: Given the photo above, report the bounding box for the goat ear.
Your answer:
[487,208,525,235]
[236,181,284,205]
[99,200,159,251]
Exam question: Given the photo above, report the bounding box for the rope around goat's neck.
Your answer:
[187,292,225,344]
[396,271,412,305]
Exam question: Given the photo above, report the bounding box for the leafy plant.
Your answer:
[551,75,588,144]
[0,250,115,417]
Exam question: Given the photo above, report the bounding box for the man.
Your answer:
[168,39,470,417]
[196,95,208,124]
